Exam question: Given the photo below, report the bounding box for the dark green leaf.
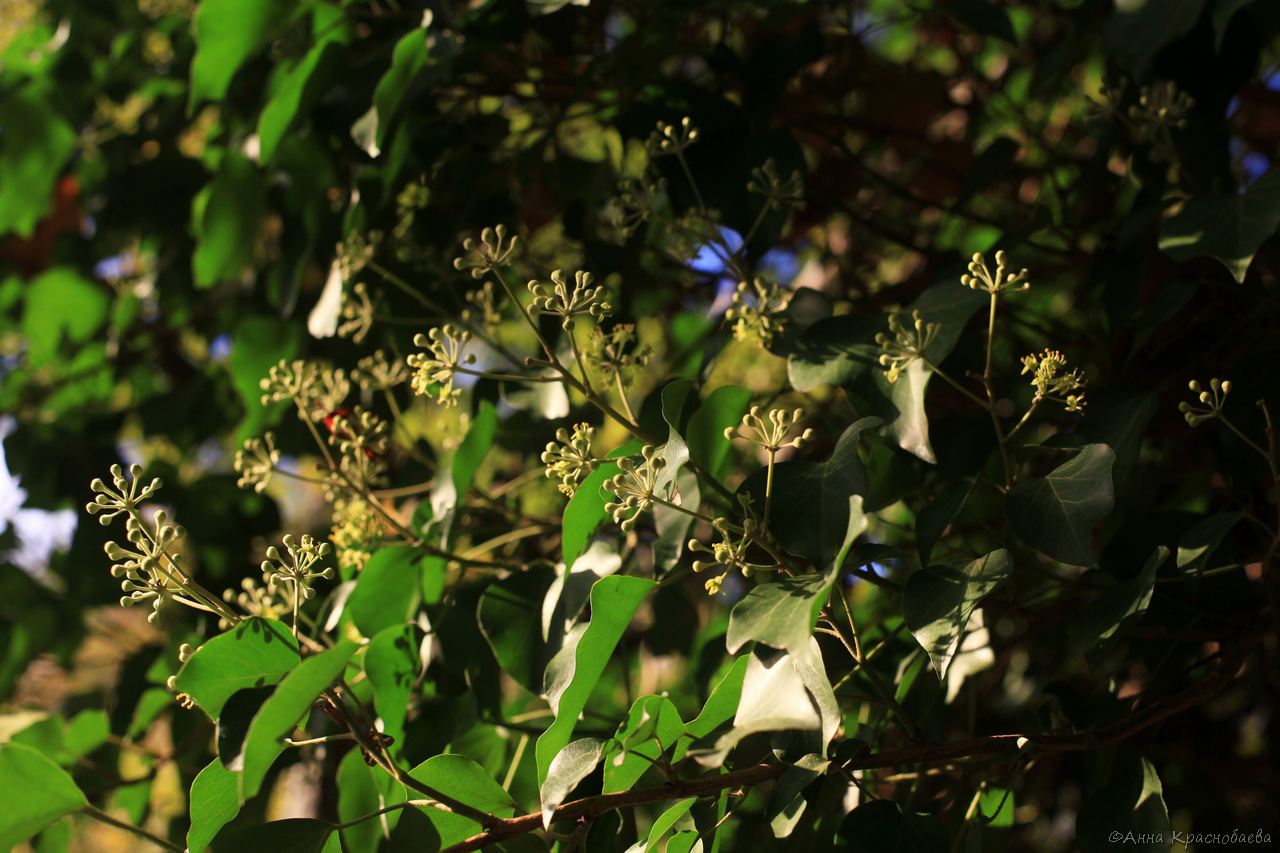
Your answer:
[1005,444,1115,566]
[1069,547,1165,654]
[337,748,402,852]
[903,549,1011,679]
[686,385,752,480]
[540,738,604,828]
[364,624,420,751]
[216,686,273,770]
[0,743,87,850]
[189,0,291,109]
[228,315,302,441]
[0,87,76,237]
[374,29,431,149]
[187,759,242,853]
[193,153,263,287]
[726,571,835,655]
[536,575,655,782]
[1076,757,1171,853]
[788,315,882,392]
[946,0,1018,43]
[347,546,421,638]
[172,618,300,719]
[479,562,557,694]
[240,641,357,800]
[258,40,343,163]
[1176,512,1242,575]
[210,819,334,853]
[915,479,973,564]
[768,753,828,839]
[1159,167,1280,282]
[406,754,518,845]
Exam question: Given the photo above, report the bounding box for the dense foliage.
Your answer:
[2,0,1280,850]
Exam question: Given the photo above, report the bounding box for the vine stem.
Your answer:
[81,804,183,851]
[981,290,1013,488]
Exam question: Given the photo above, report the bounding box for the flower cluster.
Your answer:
[588,325,652,377]
[1020,349,1086,412]
[647,116,699,157]
[1179,378,1232,427]
[259,359,350,419]
[353,349,410,392]
[609,176,666,235]
[261,534,334,603]
[337,230,381,281]
[461,280,503,330]
[222,576,284,624]
[408,325,476,406]
[725,278,789,346]
[689,516,764,595]
[961,250,1030,294]
[528,269,612,330]
[747,159,804,211]
[326,407,390,489]
[103,510,186,622]
[338,281,375,344]
[234,432,280,494]
[453,225,520,279]
[876,310,942,383]
[86,463,162,526]
[603,446,668,532]
[331,498,383,574]
[726,406,813,453]
[541,423,598,496]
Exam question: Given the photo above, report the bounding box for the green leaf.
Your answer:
[478,562,557,694]
[562,442,641,566]
[946,0,1018,43]
[173,618,300,719]
[903,549,1012,679]
[768,753,828,839]
[374,28,431,148]
[406,754,518,845]
[210,819,334,853]
[1105,0,1208,77]
[187,759,242,853]
[653,469,699,571]
[431,400,499,544]
[738,419,874,566]
[61,710,108,762]
[837,799,949,852]
[625,797,697,853]
[0,743,87,850]
[603,694,685,793]
[1158,167,1280,282]
[689,646,823,768]
[21,270,110,367]
[347,546,422,638]
[189,0,292,109]
[540,737,604,828]
[258,40,343,163]
[364,625,420,751]
[1177,512,1242,575]
[687,385,752,480]
[915,479,973,564]
[845,360,935,463]
[1005,444,1115,567]
[193,152,263,287]
[228,315,302,441]
[337,748,402,852]
[0,87,76,238]
[241,640,357,800]
[726,571,836,655]
[1076,757,1170,853]
[788,315,883,392]
[1069,547,1165,655]
[127,688,172,739]
[536,575,655,782]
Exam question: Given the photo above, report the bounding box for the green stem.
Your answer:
[81,804,183,852]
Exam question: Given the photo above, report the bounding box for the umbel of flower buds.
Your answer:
[261,534,334,601]
[453,225,520,278]
[726,406,814,453]
[1179,378,1232,427]
[528,269,612,330]
[960,250,1030,294]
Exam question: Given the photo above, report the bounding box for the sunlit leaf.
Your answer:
[172,618,299,719]
[0,743,87,850]
[903,549,1011,679]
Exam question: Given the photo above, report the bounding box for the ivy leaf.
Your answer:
[1176,512,1242,576]
[541,541,620,644]
[540,738,604,829]
[187,759,241,853]
[903,549,1012,679]
[1068,547,1165,655]
[347,546,422,638]
[478,562,557,694]
[536,575,655,783]
[767,753,828,839]
[844,361,935,463]
[364,625,420,752]
[228,315,301,442]
[625,797,697,853]
[172,618,300,719]
[1104,0,1207,78]
[21,269,109,367]
[0,743,87,850]
[726,571,836,655]
[738,419,875,567]
[686,384,753,480]
[337,749,403,852]
[406,755,517,846]
[209,819,336,853]
[1158,167,1280,283]
[787,315,882,392]
[673,655,748,763]
[193,152,263,288]
[1005,444,1115,567]
[374,29,432,149]
[603,694,685,793]
[258,40,343,163]
[0,87,76,238]
[915,479,973,564]
[189,0,291,110]
[240,641,358,801]
[430,400,498,545]
[1076,757,1171,853]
